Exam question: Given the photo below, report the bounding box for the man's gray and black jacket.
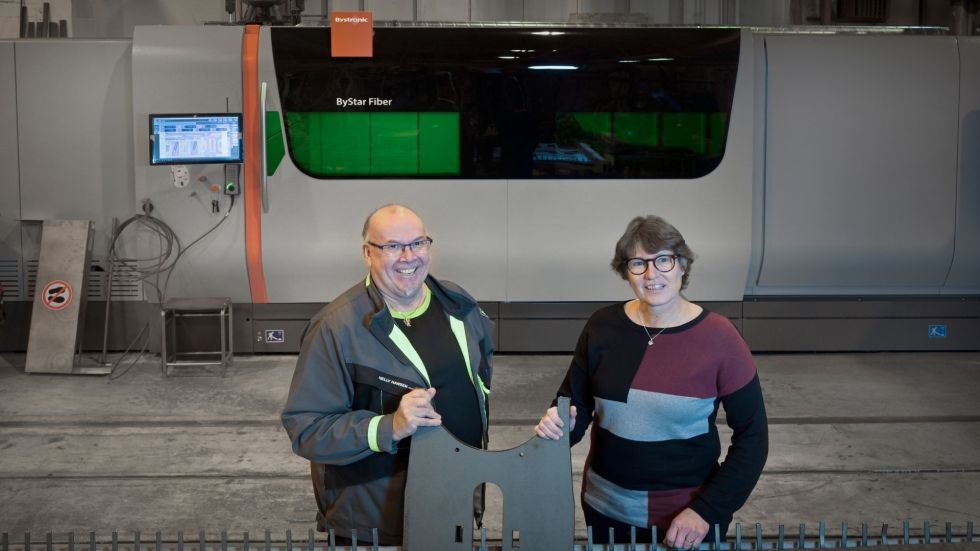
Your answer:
[281,275,494,545]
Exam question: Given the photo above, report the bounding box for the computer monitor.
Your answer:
[149,113,244,165]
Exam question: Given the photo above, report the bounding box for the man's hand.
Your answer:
[665,508,709,550]
[534,405,577,439]
[392,387,442,441]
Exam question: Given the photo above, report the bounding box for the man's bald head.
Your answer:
[362,204,425,241]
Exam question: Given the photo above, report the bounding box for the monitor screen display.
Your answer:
[149,113,243,165]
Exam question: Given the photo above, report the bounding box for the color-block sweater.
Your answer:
[558,304,768,531]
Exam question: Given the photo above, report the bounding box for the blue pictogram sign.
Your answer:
[264,329,285,343]
[927,324,947,339]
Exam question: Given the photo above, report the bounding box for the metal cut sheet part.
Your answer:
[404,397,573,551]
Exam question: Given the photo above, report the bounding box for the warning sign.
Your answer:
[41,280,73,311]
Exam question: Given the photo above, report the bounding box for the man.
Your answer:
[282,204,494,545]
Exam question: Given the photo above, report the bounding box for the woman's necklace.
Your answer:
[637,302,668,346]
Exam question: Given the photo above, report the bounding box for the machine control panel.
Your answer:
[223,164,240,195]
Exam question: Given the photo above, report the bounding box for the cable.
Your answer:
[161,194,236,300]
[101,214,176,378]
[105,213,180,304]
[106,323,151,381]
[102,195,237,380]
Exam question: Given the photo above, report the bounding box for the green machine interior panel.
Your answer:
[265,111,285,176]
[615,112,658,147]
[322,112,371,175]
[419,112,460,175]
[662,112,708,154]
[370,112,418,175]
[572,112,611,136]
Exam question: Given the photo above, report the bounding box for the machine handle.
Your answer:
[260,81,270,213]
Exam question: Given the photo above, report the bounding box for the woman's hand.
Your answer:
[534,405,577,439]
[665,508,709,549]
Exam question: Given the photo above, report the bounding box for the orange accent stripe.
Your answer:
[242,25,269,303]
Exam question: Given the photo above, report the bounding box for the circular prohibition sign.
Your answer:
[41,280,73,311]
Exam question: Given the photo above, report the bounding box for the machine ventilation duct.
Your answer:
[236,0,306,25]
[0,261,17,299]
[22,260,143,301]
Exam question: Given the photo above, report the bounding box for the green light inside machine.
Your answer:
[285,112,461,176]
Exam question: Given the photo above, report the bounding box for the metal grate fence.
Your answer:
[1,521,977,551]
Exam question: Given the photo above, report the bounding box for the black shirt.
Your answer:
[399,297,483,448]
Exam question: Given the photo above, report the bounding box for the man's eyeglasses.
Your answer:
[366,237,433,256]
[625,254,677,275]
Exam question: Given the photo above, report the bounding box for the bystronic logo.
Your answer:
[335,16,369,23]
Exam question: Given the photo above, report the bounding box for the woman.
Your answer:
[536,215,768,548]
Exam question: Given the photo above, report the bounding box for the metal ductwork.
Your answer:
[229,0,307,26]
[18,1,68,38]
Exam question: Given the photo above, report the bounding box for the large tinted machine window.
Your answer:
[270,27,739,179]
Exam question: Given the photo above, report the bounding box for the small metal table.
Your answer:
[160,297,233,376]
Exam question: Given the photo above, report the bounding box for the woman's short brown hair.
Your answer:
[610,215,697,289]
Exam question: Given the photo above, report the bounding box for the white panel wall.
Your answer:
[257,175,510,303]
[0,42,20,265]
[756,35,959,293]
[16,40,133,259]
[944,36,980,293]
[131,26,250,302]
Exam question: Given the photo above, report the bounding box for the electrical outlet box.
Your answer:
[171,165,190,188]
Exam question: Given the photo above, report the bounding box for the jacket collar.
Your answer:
[363,273,475,332]
[362,274,477,372]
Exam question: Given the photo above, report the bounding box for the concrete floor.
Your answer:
[1,352,979,541]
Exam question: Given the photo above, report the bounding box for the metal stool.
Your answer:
[160,297,233,376]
